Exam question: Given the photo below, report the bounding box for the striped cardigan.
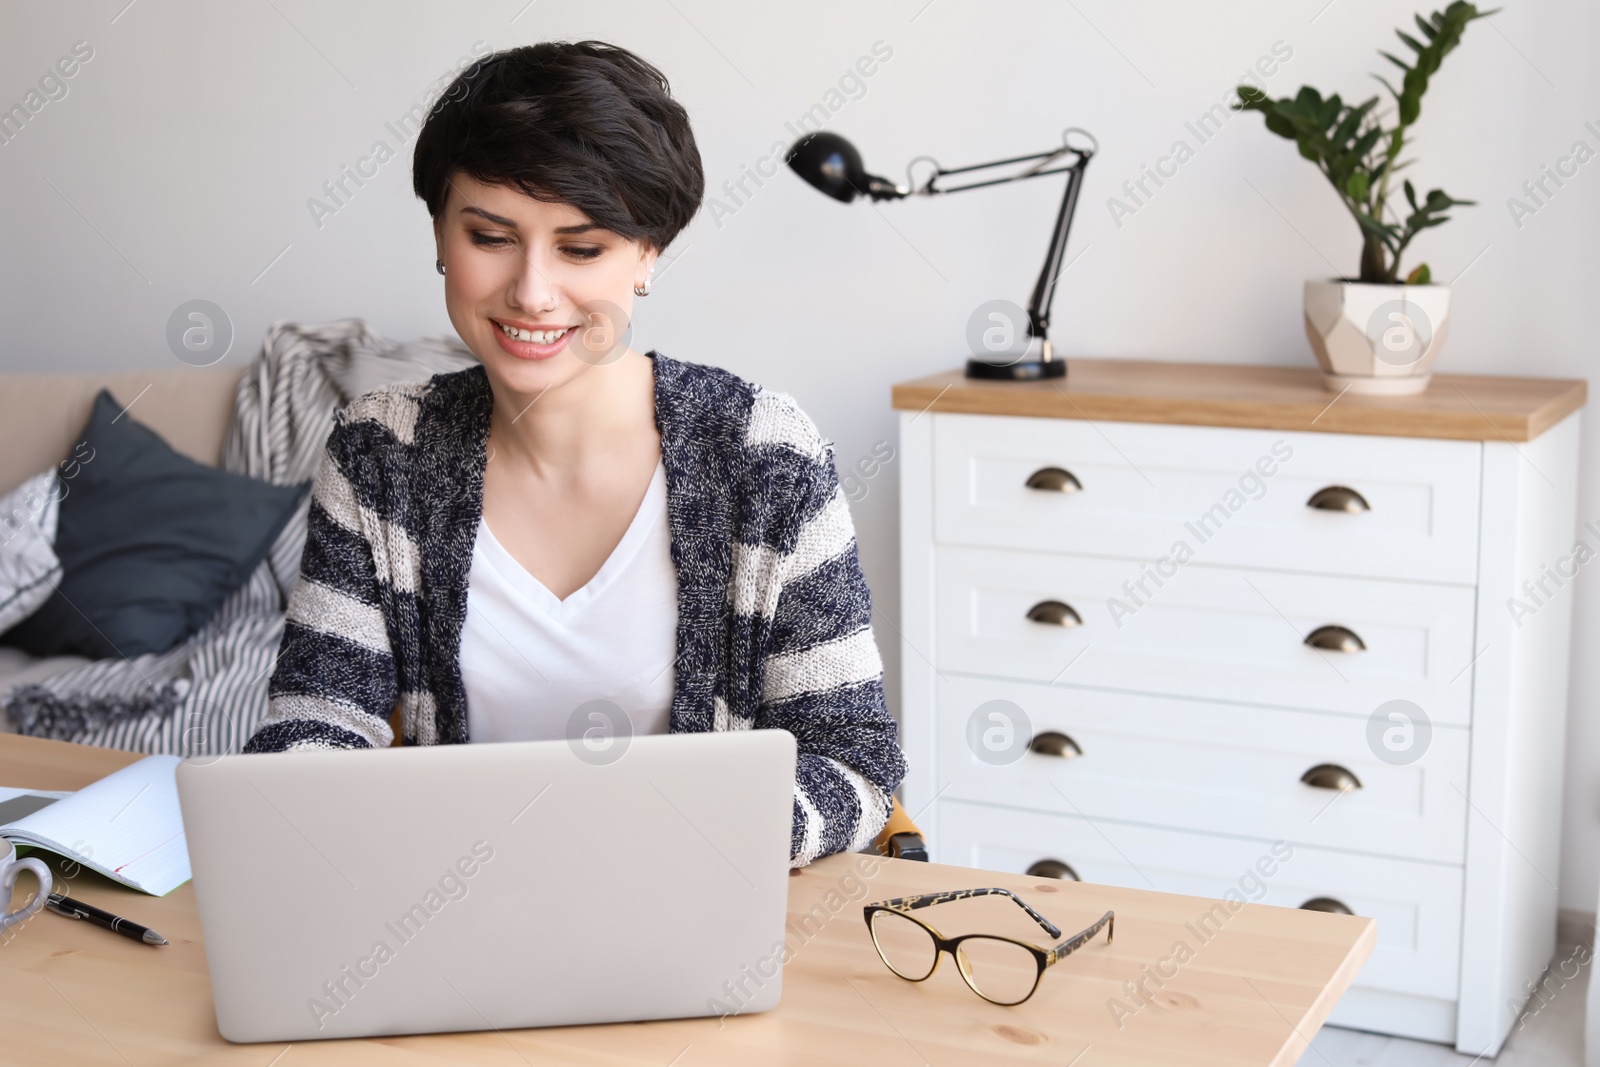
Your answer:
[242,351,906,867]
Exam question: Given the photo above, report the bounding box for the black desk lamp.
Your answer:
[786,127,1097,380]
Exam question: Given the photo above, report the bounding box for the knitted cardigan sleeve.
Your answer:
[756,439,907,867]
[244,409,399,752]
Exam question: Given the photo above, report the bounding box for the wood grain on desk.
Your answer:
[891,359,1587,442]
[0,734,1374,1065]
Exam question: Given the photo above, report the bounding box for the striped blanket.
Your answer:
[3,320,474,753]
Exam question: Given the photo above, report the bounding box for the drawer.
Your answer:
[936,800,1463,1000]
[934,547,1478,725]
[935,678,1470,864]
[932,414,1481,585]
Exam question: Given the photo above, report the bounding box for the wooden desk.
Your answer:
[0,735,1373,1065]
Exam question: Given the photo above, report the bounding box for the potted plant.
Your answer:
[1236,2,1494,394]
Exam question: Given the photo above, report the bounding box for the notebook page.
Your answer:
[0,755,189,896]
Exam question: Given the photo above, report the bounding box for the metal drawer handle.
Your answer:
[1307,485,1371,512]
[1029,731,1083,759]
[1304,625,1366,653]
[1027,859,1080,881]
[1301,763,1362,792]
[1026,600,1082,627]
[1025,466,1083,494]
[1299,897,1354,916]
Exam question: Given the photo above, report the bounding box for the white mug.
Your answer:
[0,840,52,934]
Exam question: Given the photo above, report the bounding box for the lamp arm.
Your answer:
[1025,160,1089,345]
[914,149,1087,196]
[914,129,1096,354]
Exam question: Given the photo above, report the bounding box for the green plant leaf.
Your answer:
[1404,179,1418,210]
[1264,112,1298,139]
[1331,97,1379,149]
[1397,30,1428,53]
[1291,87,1321,118]
[1399,89,1422,125]
[1331,112,1363,149]
[1423,188,1476,209]
[1415,14,1439,39]
[1372,73,1402,102]
[1320,94,1344,130]
[1406,263,1433,284]
[1354,212,1400,243]
[1349,126,1384,161]
[1271,98,1310,124]
[1346,171,1371,201]
[1235,84,1268,109]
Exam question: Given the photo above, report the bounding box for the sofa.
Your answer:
[0,364,247,730]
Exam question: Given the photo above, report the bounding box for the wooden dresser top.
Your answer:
[890,359,1587,442]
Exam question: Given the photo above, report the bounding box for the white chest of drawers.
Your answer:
[893,360,1586,1056]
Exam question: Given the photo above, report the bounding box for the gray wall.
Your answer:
[4,1,1597,910]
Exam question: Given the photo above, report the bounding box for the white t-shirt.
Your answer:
[460,461,678,744]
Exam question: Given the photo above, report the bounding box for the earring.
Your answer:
[633,273,652,297]
[436,259,446,275]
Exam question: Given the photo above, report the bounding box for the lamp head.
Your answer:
[785,132,904,202]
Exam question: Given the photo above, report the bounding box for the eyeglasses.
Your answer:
[863,887,1114,1006]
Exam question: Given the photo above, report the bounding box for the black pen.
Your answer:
[45,892,168,946]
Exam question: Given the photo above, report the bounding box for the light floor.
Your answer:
[1308,917,1591,1065]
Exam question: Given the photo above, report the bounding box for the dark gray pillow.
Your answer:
[2,390,307,659]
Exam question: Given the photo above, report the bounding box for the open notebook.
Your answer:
[0,754,190,896]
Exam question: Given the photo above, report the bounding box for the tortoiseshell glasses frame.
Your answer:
[862,887,1114,1006]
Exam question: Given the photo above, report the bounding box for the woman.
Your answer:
[243,40,906,868]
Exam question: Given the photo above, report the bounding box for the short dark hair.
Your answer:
[412,40,703,252]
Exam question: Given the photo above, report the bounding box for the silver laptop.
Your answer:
[176,729,797,1043]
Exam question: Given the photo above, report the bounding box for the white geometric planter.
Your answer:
[1303,280,1452,395]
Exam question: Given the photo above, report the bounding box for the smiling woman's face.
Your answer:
[433,171,656,397]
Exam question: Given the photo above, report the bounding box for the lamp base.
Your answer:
[964,357,1067,380]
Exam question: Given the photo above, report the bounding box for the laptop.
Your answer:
[175,729,797,1043]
